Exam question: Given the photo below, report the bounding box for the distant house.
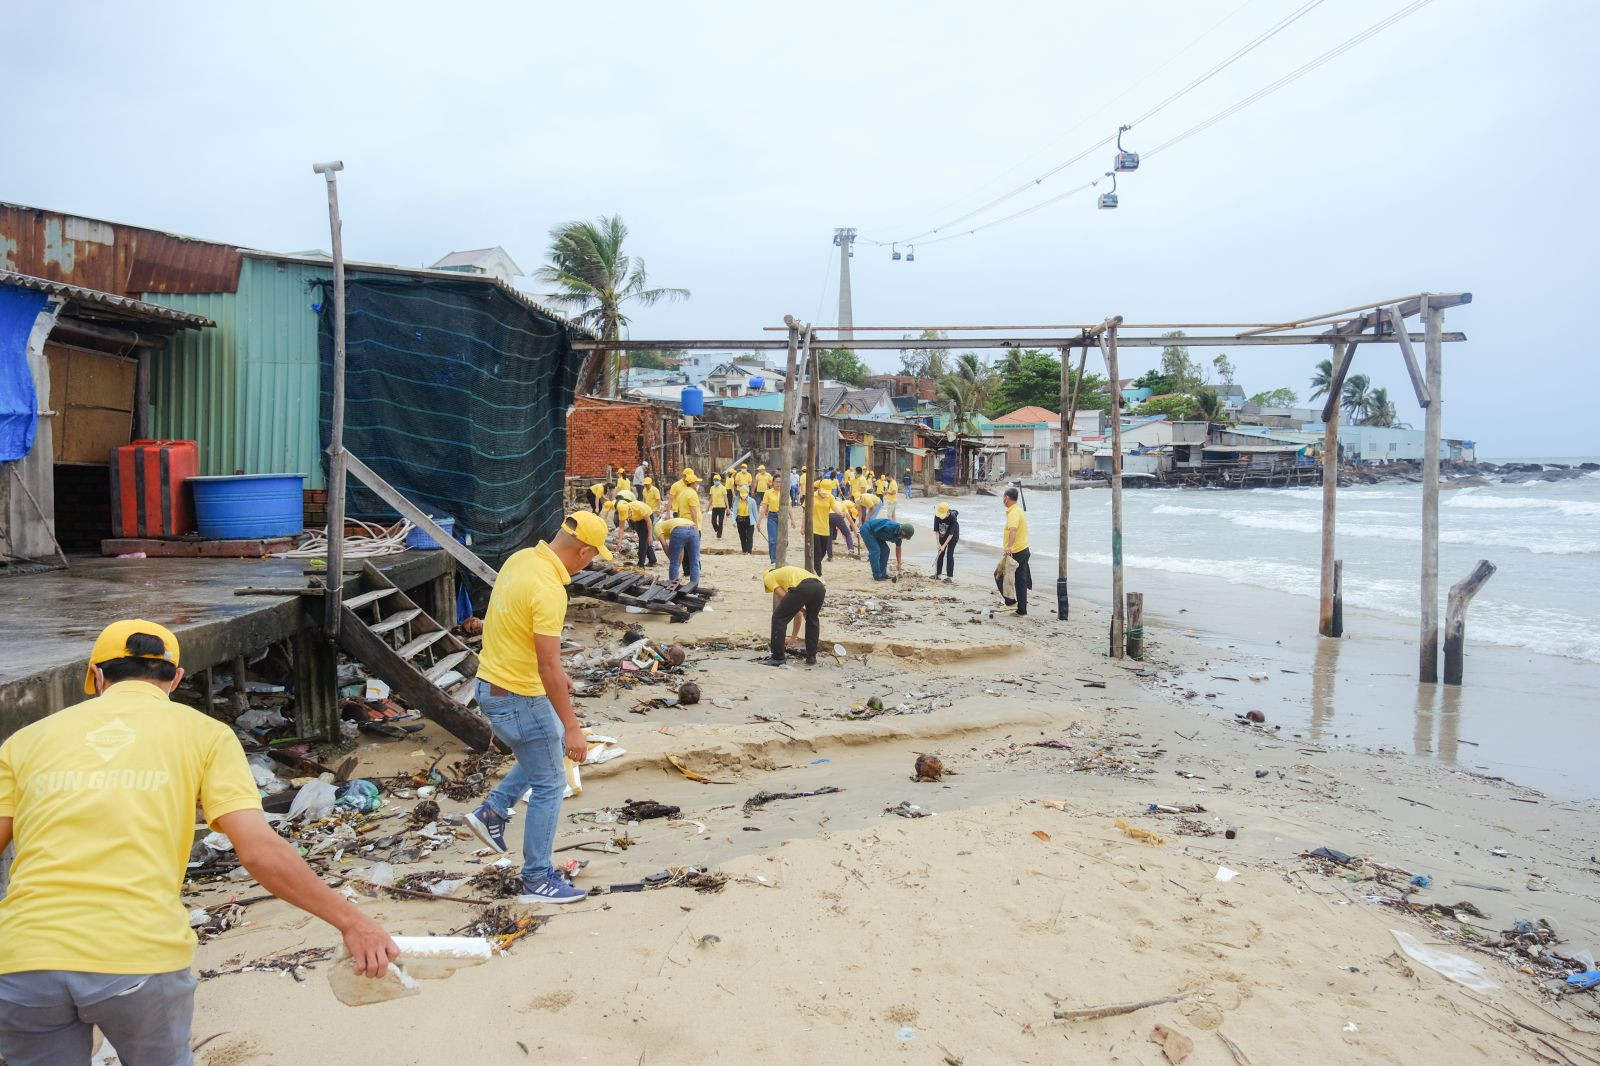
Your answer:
[990,405,1107,477]
[865,374,938,403]
[429,246,523,284]
[1219,383,1247,413]
[703,361,783,397]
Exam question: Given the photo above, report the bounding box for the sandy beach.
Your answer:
[180,527,1600,1066]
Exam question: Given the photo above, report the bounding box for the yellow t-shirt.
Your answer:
[621,500,652,523]
[735,471,753,491]
[754,472,772,493]
[479,541,572,697]
[656,517,694,539]
[735,492,752,518]
[761,487,781,514]
[0,682,262,975]
[1005,504,1030,553]
[810,491,833,536]
[858,492,880,513]
[709,484,728,508]
[589,483,605,504]
[643,485,661,510]
[764,565,818,593]
[886,479,899,499]
[673,485,700,518]
[799,474,808,496]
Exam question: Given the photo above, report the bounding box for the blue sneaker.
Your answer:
[515,872,588,905]
[465,802,509,853]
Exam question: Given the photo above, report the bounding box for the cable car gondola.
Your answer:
[1114,124,1140,173]
[906,246,915,262]
[1098,172,1118,210]
[891,243,902,261]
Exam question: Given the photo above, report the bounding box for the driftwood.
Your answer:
[1443,559,1495,685]
[1053,993,1189,1021]
[742,786,843,817]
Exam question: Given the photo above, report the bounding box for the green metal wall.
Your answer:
[145,257,327,488]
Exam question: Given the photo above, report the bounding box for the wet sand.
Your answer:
[186,542,1600,1065]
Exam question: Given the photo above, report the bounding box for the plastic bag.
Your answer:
[336,779,382,814]
[288,778,337,822]
[247,755,289,795]
[236,706,289,732]
[1392,929,1498,993]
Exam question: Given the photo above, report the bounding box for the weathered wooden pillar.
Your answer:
[1419,298,1444,681]
[1097,319,1126,658]
[776,318,801,566]
[1125,592,1144,660]
[1331,559,1344,638]
[293,608,340,741]
[1443,560,1495,685]
[803,328,820,572]
[1319,340,1353,637]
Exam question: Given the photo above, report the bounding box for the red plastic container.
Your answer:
[111,440,199,537]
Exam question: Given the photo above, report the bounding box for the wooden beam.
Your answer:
[1323,292,1471,338]
[1419,298,1445,683]
[1319,339,1352,637]
[1319,342,1358,426]
[1387,307,1433,407]
[578,333,1466,352]
[1443,560,1495,685]
[342,450,498,587]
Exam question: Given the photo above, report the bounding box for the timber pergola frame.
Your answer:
[577,291,1472,683]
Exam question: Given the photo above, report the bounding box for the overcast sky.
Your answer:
[6,0,1595,456]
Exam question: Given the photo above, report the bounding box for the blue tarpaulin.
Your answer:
[0,286,48,462]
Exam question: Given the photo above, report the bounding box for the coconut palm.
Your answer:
[1363,386,1398,427]
[1308,358,1335,402]
[1341,374,1372,422]
[1193,385,1225,425]
[536,215,689,395]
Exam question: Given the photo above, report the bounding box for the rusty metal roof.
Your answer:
[0,271,214,328]
[0,202,242,295]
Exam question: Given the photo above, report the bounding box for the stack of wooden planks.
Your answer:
[568,565,716,622]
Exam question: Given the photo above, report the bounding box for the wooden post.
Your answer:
[1319,340,1353,636]
[292,619,340,741]
[1443,560,1495,685]
[228,654,250,717]
[1125,592,1144,660]
[1056,342,1089,620]
[776,318,801,566]
[314,161,348,640]
[1331,559,1344,638]
[803,328,820,573]
[1097,319,1126,658]
[1419,297,1444,682]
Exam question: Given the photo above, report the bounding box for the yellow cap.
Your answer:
[682,467,697,478]
[684,470,701,484]
[643,476,653,485]
[85,618,180,695]
[936,503,950,518]
[740,463,748,469]
[757,464,766,471]
[561,511,613,561]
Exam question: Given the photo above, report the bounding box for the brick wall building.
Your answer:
[565,397,660,479]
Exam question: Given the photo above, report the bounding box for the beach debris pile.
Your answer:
[566,633,694,697]
[831,593,903,631]
[978,731,1166,778]
[885,801,931,819]
[832,692,938,721]
[742,785,843,817]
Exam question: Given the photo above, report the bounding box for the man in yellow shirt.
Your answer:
[467,512,610,905]
[734,463,753,495]
[759,566,825,667]
[641,477,662,513]
[0,620,397,1063]
[996,487,1033,615]
[654,515,702,585]
[753,465,772,494]
[733,485,756,554]
[708,475,729,540]
[829,497,859,558]
[672,469,703,528]
[809,482,836,579]
[884,477,900,519]
[621,498,656,566]
[857,490,882,522]
[756,480,789,565]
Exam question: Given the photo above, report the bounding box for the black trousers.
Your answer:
[993,547,1033,614]
[630,520,657,565]
[811,533,831,579]
[772,578,825,661]
[736,514,754,553]
[711,506,727,538]
[936,535,958,577]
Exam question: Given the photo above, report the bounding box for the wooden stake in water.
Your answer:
[1443,559,1494,685]
[1318,340,1353,638]
[1125,592,1144,661]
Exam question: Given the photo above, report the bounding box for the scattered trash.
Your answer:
[1033,738,1074,750]
[810,758,830,765]
[335,779,382,814]
[885,801,930,819]
[1566,970,1600,989]
[1113,819,1165,846]
[1149,1023,1195,1064]
[1409,874,1432,889]
[1032,830,1051,843]
[327,935,493,1007]
[1391,929,1499,993]
[1254,769,1269,779]
[1225,828,1238,840]
[677,681,701,706]
[1146,803,1206,815]
[1490,847,1509,858]
[1308,847,1354,865]
[287,778,338,822]
[914,755,945,782]
[1247,672,1269,682]
[666,754,729,784]
[617,799,681,821]
[1343,1022,1359,1033]
[1244,710,1266,724]
[896,1026,917,1042]
[694,934,721,948]
[742,786,843,817]
[1216,866,1240,883]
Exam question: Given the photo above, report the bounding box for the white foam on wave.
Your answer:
[1446,494,1600,518]
[1150,504,1222,517]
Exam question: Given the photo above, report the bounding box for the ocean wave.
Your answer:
[1446,495,1600,518]
[1150,504,1222,517]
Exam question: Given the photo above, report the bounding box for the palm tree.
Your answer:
[1308,358,1334,402]
[1341,374,1372,422]
[535,215,689,395]
[952,352,994,413]
[1193,385,1225,425]
[1363,386,1398,427]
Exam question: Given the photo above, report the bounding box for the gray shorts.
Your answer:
[0,968,195,1066]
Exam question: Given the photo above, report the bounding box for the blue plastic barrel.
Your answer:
[681,385,705,416]
[747,376,765,391]
[189,474,306,539]
[405,516,455,549]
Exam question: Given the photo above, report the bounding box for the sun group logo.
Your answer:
[85,717,137,763]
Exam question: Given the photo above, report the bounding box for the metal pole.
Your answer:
[776,317,801,565]
[803,328,820,572]
[1319,340,1349,637]
[313,160,347,639]
[1419,297,1444,682]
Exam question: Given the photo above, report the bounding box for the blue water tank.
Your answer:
[747,376,766,391]
[189,474,306,539]
[681,385,705,416]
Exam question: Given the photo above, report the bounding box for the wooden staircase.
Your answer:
[336,562,492,750]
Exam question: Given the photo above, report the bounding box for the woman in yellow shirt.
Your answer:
[829,498,859,557]
[757,482,787,565]
[810,483,835,579]
[754,466,772,494]
[734,485,756,554]
[708,475,729,539]
[759,565,825,667]
[642,477,661,513]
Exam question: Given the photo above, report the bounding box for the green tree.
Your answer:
[898,328,950,379]
[536,215,689,395]
[1159,330,1202,393]
[1308,359,1335,402]
[627,347,679,371]
[1193,386,1226,425]
[1248,387,1300,408]
[1363,386,1399,427]
[1132,368,1176,394]
[1341,374,1372,422]
[819,347,871,387]
[1212,354,1236,390]
[990,349,1111,415]
[1135,393,1199,419]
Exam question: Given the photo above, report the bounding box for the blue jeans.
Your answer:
[766,514,779,563]
[667,527,701,582]
[862,518,898,580]
[479,685,564,883]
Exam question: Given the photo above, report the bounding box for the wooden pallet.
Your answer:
[568,565,715,622]
[335,561,491,750]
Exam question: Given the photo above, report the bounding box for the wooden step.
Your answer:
[448,677,478,706]
[344,587,399,610]
[336,604,491,751]
[369,608,421,635]
[395,630,447,660]
[424,650,470,683]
